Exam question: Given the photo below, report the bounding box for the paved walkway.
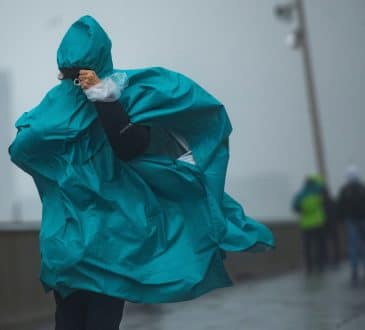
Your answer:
[40,264,365,330]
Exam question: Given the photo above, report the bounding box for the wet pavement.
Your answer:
[39,264,365,330]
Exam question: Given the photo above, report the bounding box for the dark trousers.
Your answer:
[346,219,365,279]
[54,290,125,330]
[302,228,326,274]
[324,222,340,266]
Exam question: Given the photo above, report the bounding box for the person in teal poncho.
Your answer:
[9,15,274,329]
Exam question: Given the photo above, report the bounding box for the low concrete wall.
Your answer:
[0,228,54,330]
[225,221,303,281]
[0,221,345,329]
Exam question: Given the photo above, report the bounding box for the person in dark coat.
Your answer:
[323,187,341,268]
[337,165,365,286]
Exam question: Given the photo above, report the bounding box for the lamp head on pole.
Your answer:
[274,2,297,22]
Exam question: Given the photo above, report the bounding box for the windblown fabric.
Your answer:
[9,15,274,303]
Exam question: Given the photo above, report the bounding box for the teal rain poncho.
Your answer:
[9,16,274,303]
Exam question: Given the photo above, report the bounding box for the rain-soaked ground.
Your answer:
[39,264,365,330]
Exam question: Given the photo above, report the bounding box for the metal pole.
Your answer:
[296,0,328,181]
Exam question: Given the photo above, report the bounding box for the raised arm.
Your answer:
[78,69,150,161]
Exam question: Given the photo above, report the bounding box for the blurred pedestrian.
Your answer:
[293,175,327,274]
[323,187,341,268]
[337,165,365,286]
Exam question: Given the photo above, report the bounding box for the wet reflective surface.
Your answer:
[40,264,365,330]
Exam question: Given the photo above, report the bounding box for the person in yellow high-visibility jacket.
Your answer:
[293,175,327,274]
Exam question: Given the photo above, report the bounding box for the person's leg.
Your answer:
[357,222,365,273]
[54,290,88,330]
[346,220,359,284]
[302,230,313,274]
[330,223,341,266]
[322,224,329,267]
[312,228,320,272]
[316,227,326,272]
[85,291,125,330]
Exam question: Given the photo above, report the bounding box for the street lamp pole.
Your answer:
[275,0,328,181]
[296,0,328,181]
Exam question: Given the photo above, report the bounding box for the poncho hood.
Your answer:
[57,15,113,77]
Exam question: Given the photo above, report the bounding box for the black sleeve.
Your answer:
[94,101,150,161]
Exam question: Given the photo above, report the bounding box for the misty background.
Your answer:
[1,0,364,222]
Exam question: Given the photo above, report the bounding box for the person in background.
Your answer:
[293,175,327,274]
[323,185,341,268]
[337,165,365,286]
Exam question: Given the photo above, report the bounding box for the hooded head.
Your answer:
[57,16,113,78]
[305,174,324,186]
[345,165,361,183]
